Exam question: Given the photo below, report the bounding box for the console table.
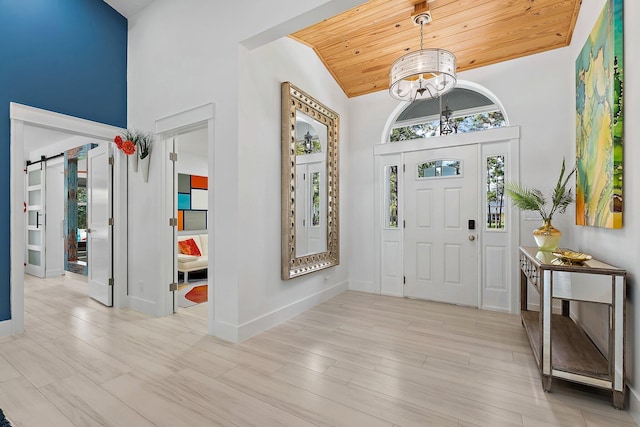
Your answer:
[519,246,626,408]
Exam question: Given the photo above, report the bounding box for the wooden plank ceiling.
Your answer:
[290,0,582,98]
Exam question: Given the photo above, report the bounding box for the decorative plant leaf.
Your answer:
[505,158,575,221]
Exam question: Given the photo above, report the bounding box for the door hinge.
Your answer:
[403,164,406,173]
[169,152,178,162]
[403,220,406,228]
[108,278,114,287]
[108,217,114,226]
[169,218,178,227]
[109,156,114,165]
[403,276,406,284]
[169,282,178,292]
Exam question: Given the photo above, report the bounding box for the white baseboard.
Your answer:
[216,281,349,343]
[629,386,640,424]
[348,280,376,293]
[45,269,64,278]
[481,304,511,313]
[0,319,14,337]
[213,319,240,343]
[128,295,159,316]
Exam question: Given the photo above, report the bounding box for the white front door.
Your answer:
[87,143,113,306]
[26,163,46,278]
[403,145,479,306]
[295,155,327,256]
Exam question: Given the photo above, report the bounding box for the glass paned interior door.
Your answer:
[26,163,46,277]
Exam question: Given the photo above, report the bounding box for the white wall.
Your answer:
[176,128,207,176]
[567,0,640,419]
[176,151,207,177]
[237,37,349,335]
[126,0,359,338]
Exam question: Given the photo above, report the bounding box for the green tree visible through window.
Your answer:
[311,172,320,226]
[387,166,398,227]
[390,111,506,142]
[77,186,87,229]
[486,155,505,229]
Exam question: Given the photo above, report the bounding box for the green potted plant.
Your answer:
[505,159,575,251]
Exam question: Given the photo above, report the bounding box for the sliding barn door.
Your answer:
[26,163,46,278]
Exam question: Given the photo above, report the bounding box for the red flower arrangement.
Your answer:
[121,139,136,155]
[114,129,154,181]
[114,131,140,156]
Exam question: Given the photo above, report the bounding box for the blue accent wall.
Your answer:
[0,0,127,321]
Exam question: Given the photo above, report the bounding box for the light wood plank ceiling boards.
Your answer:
[290,0,582,98]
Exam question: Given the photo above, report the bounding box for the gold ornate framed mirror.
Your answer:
[281,82,339,280]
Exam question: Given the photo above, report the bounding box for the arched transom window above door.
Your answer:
[389,87,507,142]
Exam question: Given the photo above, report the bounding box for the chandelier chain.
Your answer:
[420,22,424,51]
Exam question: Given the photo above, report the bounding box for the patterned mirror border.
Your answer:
[281,82,340,280]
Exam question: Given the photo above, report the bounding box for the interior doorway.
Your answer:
[155,102,215,332]
[9,103,127,334]
[64,146,94,276]
[25,145,96,279]
[172,126,210,313]
[23,138,115,307]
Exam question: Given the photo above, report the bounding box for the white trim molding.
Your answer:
[154,103,217,335]
[156,103,215,135]
[6,103,127,337]
[380,80,511,145]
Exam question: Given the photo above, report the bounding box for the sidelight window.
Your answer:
[385,165,398,228]
[486,155,505,229]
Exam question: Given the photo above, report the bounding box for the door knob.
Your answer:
[468,235,475,241]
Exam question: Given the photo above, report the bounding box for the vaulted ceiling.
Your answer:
[291,0,582,98]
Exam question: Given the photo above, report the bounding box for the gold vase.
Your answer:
[533,219,561,251]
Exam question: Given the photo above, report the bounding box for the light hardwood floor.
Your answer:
[0,273,636,427]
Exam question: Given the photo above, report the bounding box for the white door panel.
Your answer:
[295,159,327,257]
[88,143,113,306]
[404,145,479,306]
[481,144,513,311]
[26,163,46,278]
[376,155,403,296]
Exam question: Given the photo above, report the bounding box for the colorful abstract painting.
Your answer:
[177,173,208,231]
[575,0,623,228]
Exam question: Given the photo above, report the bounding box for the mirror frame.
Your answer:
[281,82,339,280]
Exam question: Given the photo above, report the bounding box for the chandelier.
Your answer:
[389,8,456,102]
